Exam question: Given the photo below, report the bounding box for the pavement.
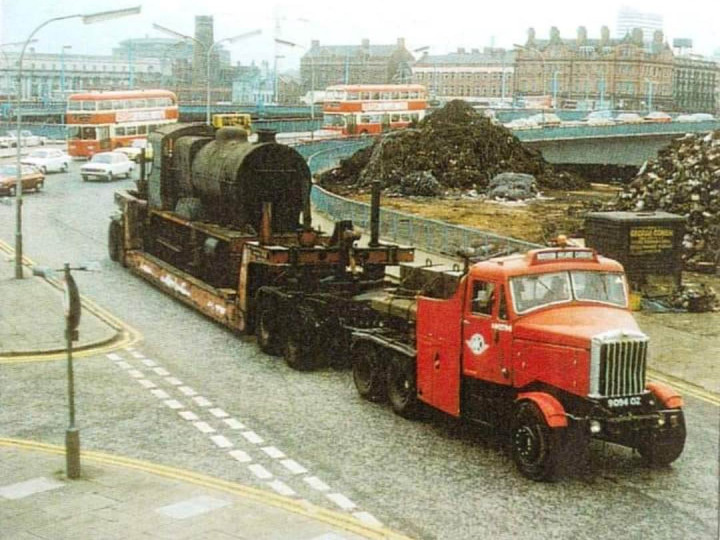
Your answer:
[1,229,718,539]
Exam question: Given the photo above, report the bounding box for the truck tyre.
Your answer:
[637,410,686,467]
[283,329,314,371]
[108,219,123,263]
[255,297,282,356]
[387,356,420,419]
[511,401,560,481]
[351,341,385,402]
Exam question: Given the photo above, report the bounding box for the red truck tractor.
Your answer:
[350,244,686,480]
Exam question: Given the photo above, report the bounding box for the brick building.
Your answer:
[673,55,717,114]
[411,48,514,104]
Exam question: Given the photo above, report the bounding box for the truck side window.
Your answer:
[471,281,495,316]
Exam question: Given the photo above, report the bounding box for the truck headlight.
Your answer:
[590,420,602,434]
[657,416,666,427]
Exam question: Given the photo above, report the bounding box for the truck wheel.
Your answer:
[637,410,686,466]
[283,330,314,371]
[386,356,420,419]
[351,341,385,402]
[255,298,282,356]
[108,219,123,263]
[511,402,560,481]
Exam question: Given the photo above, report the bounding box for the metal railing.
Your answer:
[305,140,541,257]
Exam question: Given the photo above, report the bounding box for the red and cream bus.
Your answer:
[322,84,427,135]
[66,89,179,158]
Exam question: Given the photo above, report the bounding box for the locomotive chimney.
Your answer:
[369,181,381,247]
[256,129,277,143]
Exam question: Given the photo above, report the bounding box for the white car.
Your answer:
[80,151,134,181]
[615,113,643,124]
[114,138,154,163]
[0,130,46,148]
[21,148,70,174]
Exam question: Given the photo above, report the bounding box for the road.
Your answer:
[1,160,718,539]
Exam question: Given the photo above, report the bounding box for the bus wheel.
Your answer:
[351,340,385,402]
[511,402,560,482]
[386,355,420,419]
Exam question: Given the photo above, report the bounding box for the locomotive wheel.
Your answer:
[637,409,686,466]
[386,356,420,419]
[510,402,560,482]
[108,219,122,263]
[351,341,385,402]
[255,298,282,356]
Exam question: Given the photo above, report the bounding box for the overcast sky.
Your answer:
[1,0,718,68]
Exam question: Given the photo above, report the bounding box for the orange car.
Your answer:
[0,163,45,196]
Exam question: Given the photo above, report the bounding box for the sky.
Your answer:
[1,0,718,69]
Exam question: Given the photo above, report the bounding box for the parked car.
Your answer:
[0,163,45,196]
[615,113,643,124]
[80,151,134,181]
[690,113,715,122]
[644,111,672,123]
[21,148,70,174]
[114,138,154,163]
[526,113,562,126]
[0,130,46,148]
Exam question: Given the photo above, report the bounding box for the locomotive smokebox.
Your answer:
[191,127,311,233]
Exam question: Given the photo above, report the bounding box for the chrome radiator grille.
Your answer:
[590,331,648,397]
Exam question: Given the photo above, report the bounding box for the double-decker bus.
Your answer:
[66,89,178,158]
[322,84,427,136]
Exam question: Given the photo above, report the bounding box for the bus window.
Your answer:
[400,91,409,99]
[126,126,137,136]
[68,101,82,111]
[82,127,96,140]
[82,101,96,111]
[99,101,113,110]
[372,92,380,100]
[361,92,371,100]
[115,127,126,136]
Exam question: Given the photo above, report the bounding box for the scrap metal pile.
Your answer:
[318,100,586,197]
[615,131,720,273]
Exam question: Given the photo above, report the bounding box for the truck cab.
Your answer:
[356,245,686,480]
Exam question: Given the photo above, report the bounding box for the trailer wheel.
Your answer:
[351,341,385,402]
[255,298,282,356]
[108,218,123,263]
[283,329,314,371]
[637,410,686,466]
[511,401,560,481]
[387,356,420,419]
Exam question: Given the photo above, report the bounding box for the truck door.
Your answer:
[462,280,512,386]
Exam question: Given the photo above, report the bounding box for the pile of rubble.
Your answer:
[318,100,586,197]
[615,131,720,272]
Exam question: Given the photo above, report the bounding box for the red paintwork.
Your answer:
[647,381,684,409]
[67,89,177,103]
[516,392,568,427]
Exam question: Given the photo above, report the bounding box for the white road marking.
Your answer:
[152,367,170,376]
[268,480,296,497]
[127,370,144,378]
[138,379,157,389]
[229,450,252,463]
[304,476,330,492]
[241,431,264,445]
[156,495,229,519]
[193,396,212,407]
[131,351,145,359]
[107,353,122,361]
[261,446,286,459]
[141,359,158,367]
[209,408,229,418]
[179,386,197,397]
[193,421,215,434]
[353,511,383,527]
[210,435,233,448]
[165,377,183,386]
[151,389,170,399]
[326,493,357,511]
[223,418,245,430]
[280,459,308,475]
[248,464,273,480]
[0,477,64,500]
[163,399,183,410]
[116,361,132,370]
[179,411,199,421]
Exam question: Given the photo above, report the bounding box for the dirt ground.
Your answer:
[352,184,622,245]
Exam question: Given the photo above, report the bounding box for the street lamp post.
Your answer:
[153,23,260,125]
[13,7,141,280]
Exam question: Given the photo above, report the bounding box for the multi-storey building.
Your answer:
[514,26,675,111]
[673,54,717,113]
[299,38,415,95]
[411,48,514,104]
[615,7,663,45]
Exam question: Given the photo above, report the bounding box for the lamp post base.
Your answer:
[65,428,81,479]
